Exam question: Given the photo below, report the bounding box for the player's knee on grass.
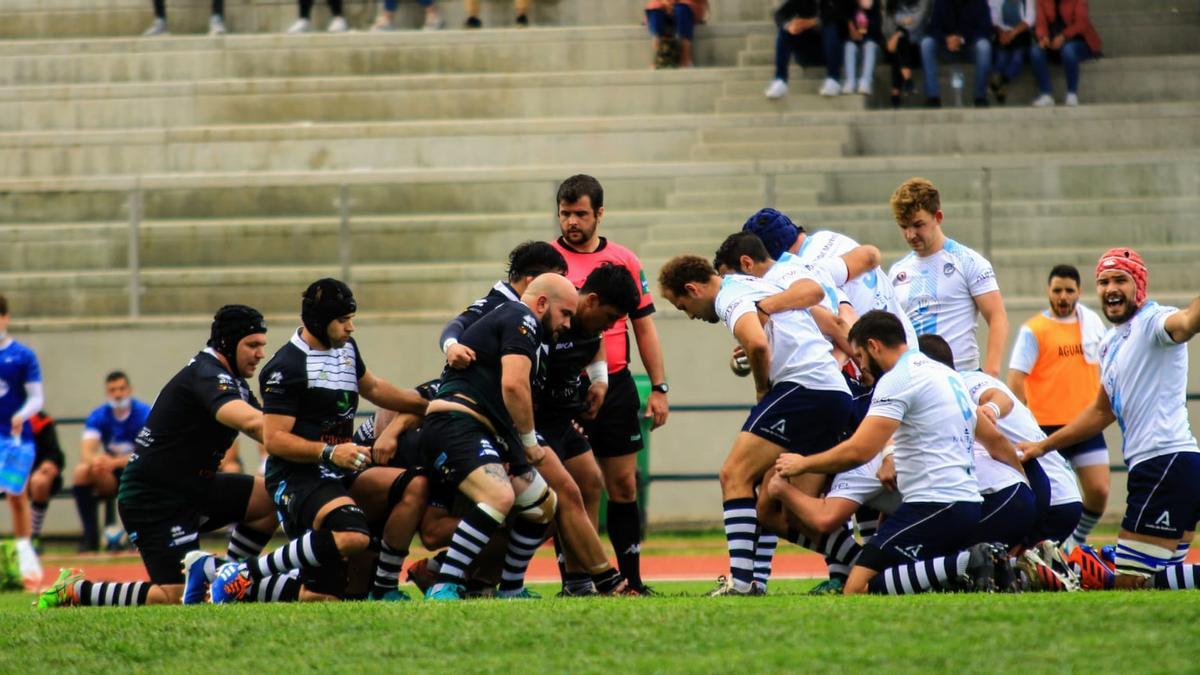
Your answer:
[843,566,875,595]
[513,472,557,525]
[151,584,185,605]
[1115,537,1175,589]
[324,504,374,556]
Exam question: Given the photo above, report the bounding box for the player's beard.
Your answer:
[1050,298,1076,318]
[1102,290,1138,324]
[864,352,885,381]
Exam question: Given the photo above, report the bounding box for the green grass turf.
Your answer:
[4,580,1199,673]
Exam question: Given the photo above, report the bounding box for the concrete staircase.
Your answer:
[0,0,1198,326]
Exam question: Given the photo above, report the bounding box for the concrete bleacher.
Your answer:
[2,0,1199,529]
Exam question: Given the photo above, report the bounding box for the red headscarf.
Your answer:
[1095,247,1148,306]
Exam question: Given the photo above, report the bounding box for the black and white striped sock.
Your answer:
[822,525,862,581]
[249,530,339,579]
[31,501,48,539]
[226,525,273,562]
[371,542,408,596]
[249,572,302,603]
[867,552,969,595]
[498,519,548,594]
[1071,508,1102,547]
[753,532,778,587]
[722,498,758,591]
[854,506,880,545]
[437,504,503,584]
[74,580,150,606]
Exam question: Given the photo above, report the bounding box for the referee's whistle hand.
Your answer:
[645,391,669,430]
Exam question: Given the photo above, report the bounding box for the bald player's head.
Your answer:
[522,273,578,341]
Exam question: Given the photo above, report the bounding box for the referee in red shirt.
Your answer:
[551,174,669,592]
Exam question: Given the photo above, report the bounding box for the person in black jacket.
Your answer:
[841,0,885,95]
[765,0,823,98]
[919,0,994,107]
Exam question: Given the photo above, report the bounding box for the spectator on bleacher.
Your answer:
[920,0,994,107]
[818,0,850,96]
[883,0,931,107]
[287,0,348,33]
[987,0,1036,104]
[841,0,884,95]
[143,0,227,36]
[71,372,151,552]
[764,0,823,98]
[645,0,710,68]
[1029,0,1102,107]
[372,0,444,31]
[464,0,531,28]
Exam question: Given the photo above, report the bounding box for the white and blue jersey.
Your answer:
[83,399,152,456]
[0,339,42,441]
[889,238,999,371]
[961,371,1081,506]
[715,274,849,394]
[766,254,845,317]
[867,350,981,504]
[827,452,903,515]
[787,230,919,348]
[1099,301,1200,468]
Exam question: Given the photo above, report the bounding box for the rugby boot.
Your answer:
[210,562,252,604]
[34,568,83,609]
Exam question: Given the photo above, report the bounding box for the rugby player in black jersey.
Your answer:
[421,273,577,600]
[209,279,430,603]
[37,306,278,608]
[435,248,645,594]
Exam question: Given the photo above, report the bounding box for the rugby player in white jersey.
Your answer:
[776,311,1017,594]
[1020,248,1200,591]
[658,256,854,596]
[886,178,1009,375]
[741,207,919,348]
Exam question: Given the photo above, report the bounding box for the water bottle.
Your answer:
[0,436,35,495]
[950,68,964,107]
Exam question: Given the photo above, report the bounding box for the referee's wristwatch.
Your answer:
[651,382,669,395]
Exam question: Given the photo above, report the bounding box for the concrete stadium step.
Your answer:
[739,11,1200,58]
[0,24,764,85]
[1,0,722,39]
[0,261,521,318]
[690,140,848,161]
[0,67,769,131]
[1,148,1193,223]
[3,0,1186,39]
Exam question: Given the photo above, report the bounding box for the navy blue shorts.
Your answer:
[857,501,981,571]
[974,482,1037,548]
[741,382,852,456]
[1040,502,1083,544]
[1122,452,1200,539]
[1040,425,1108,467]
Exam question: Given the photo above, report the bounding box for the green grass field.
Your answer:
[4,579,1199,674]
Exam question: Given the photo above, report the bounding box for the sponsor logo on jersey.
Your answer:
[943,262,955,277]
[894,271,909,284]
[266,371,284,386]
[765,419,787,436]
[898,544,923,559]
[1153,511,1173,529]
[478,439,500,459]
[639,269,650,295]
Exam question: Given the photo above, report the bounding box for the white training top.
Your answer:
[827,452,903,515]
[715,274,849,394]
[1099,301,1200,467]
[889,238,1000,371]
[786,230,919,348]
[867,349,982,503]
[961,370,1081,505]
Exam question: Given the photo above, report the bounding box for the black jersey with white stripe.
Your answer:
[119,349,259,514]
[260,329,366,446]
[540,323,602,417]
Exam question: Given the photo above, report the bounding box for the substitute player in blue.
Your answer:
[1021,248,1200,591]
[71,372,152,552]
[777,311,1017,594]
[0,294,45,589]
